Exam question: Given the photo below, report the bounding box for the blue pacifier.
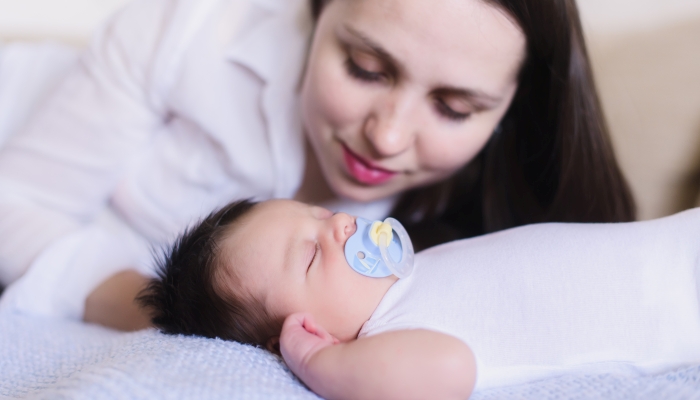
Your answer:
[344,217,415,279]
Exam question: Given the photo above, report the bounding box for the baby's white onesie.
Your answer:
[359,208,700,390]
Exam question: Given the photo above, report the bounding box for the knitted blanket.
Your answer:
[2,313,700,399]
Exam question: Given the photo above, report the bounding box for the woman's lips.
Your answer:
[341,144,398,185]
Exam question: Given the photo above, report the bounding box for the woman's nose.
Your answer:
[363,94,417,158]
[330,213,357,243]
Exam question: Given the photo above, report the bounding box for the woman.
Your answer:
[0,0,633,328]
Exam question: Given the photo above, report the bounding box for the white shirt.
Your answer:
[359,208,700,391]
[0,0,393,319]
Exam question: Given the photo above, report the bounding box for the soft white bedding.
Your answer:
[0,313,317,400]
[2,313,700,400]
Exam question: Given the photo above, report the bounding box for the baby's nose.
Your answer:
[332,213,357,243]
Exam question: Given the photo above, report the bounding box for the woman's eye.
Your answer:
[345,58,385,83]
[434,98,471,121]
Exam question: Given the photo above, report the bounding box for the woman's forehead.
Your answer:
[333,0,526,92]
[338,0,524,49]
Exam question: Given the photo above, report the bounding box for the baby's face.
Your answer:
[219,200,397,341]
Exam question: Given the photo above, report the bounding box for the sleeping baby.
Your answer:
[137,199,700,399]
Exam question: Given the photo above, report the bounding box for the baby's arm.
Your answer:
[280,313,476,400]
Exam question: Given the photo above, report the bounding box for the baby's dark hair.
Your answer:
[137,199,284,349]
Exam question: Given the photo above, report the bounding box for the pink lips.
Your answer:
[342,145,398,185]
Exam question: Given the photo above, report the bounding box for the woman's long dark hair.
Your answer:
[311,0,636,250]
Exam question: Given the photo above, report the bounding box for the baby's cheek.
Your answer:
[319,256,363,306]
[324,254,357,294]
[267,286,306,319]
[311,256,381,340]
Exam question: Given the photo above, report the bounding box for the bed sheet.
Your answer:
[2,313,700,400]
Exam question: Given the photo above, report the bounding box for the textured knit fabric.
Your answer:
[360,208,700,391]
[2,313,700,399]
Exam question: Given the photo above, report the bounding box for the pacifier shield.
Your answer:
[344,217,404,278]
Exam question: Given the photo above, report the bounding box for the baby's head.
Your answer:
[139,199,396,350]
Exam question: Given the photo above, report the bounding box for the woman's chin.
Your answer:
[328,175,401,203]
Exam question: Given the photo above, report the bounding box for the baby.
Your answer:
[138,199,700,399]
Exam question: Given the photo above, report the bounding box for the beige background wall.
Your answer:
[1,0,699,219]
[0,0,129,44]
[578,1,700,219]
[1,0,698,41]
[588,21,700,220]
[579,0,700,35]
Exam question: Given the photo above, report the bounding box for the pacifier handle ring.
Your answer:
[378,217,414,279]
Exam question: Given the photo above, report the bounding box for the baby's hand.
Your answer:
[280,312,339,376]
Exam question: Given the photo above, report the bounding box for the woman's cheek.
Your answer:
[308,59,372,131]
[416,132,485,172]
[323,88,367,134]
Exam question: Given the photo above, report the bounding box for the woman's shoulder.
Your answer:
[98,0,259,50]
[104,0,310,65]
[89,0,308,87]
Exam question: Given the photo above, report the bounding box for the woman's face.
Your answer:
[300,0,526,202]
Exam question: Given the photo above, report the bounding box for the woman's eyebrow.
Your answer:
[343,25,401,72]
[433,86,503,110]
[342,25,503,109]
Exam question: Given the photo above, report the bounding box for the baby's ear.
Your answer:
[266,336,281,355]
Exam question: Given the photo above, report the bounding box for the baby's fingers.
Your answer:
[303,317,335,343]
[283,312,309,332]
[280,313,336,374]
[282,313,321,347]
[284,313,333,342]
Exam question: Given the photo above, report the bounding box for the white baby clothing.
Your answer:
[359,208,700,390]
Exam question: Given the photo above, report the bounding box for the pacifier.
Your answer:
[344,217,415,279]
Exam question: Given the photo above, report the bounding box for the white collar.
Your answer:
[225,0,311,85]
[224,0,312,198]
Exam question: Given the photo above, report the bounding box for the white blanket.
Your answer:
[2,313,700,399]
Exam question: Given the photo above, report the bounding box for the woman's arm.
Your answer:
[0,0,172,286]
[280,313,476,400]
[83,269,153,331]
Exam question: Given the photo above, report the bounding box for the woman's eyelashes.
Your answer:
[345,55,472,122]
[434,98,471,121]
[345,57,385,83]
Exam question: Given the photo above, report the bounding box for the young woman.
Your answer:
[0,0,633,327]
